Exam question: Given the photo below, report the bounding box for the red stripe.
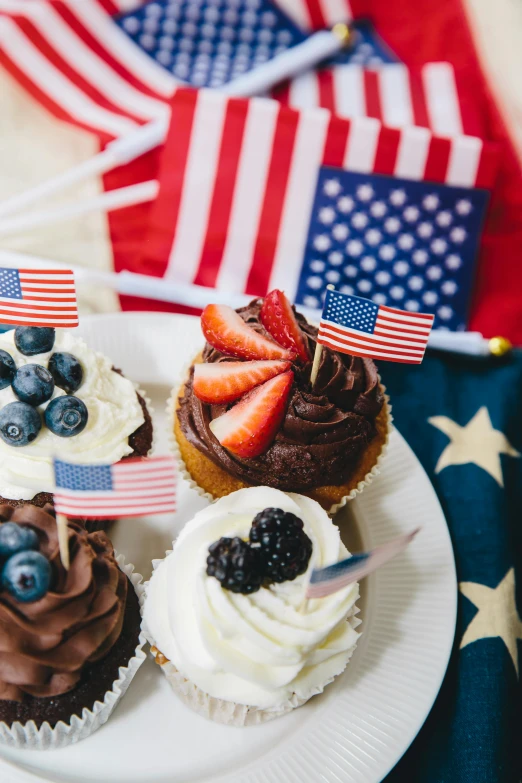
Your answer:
[474,143,500,189]
[318,336,422,364]
[303,0,327,29]
[193,99,249,288]
[363,71,382,121]
[273,82,291,107]
[0,310,78,319]
[379,305,434,321]
[21,286,76,294]
[409,70,430,129]
[373,126,401,176]
[317,70,335,111]
[19,269,74,276]
[319,331,425,354]
[0,317,78,326]
[0,302,77,312]
[15,296,77,303]
[322,114,350,168]
[375,323,432,338]
[423,136,452,183]
[322,321,429,346]
[245,106,299,296]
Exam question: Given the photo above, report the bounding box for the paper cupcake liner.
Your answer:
[168,364,393,516]
[0,555,147,751]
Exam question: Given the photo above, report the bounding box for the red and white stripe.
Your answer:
[146,89,499,302]
[54,456,177,518]
[318,305,435,364]
[276,0,352,30]
[0,269,78,327]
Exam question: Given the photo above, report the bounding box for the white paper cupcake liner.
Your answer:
[167,363,393,516]
[0,555,146,751]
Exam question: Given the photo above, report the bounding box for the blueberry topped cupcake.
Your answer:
[0,327,152,521]
[174,290,390,512]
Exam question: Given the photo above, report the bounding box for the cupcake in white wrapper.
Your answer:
[143,487,361,726]
[0,504,146,750]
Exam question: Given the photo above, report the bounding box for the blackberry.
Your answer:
[206,537,264,594]
[250,507,312,583]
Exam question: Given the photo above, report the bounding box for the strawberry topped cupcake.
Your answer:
[174,291,390,512]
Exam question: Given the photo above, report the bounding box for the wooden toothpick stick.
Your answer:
[310,284,334,389]
[56,513,70,571]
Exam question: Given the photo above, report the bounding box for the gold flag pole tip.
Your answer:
[332,23,351,48]
[489,336,512,357]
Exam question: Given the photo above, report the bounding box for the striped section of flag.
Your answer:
[317,288,434,363]
[53,455,177,518]
[0,268,78,327]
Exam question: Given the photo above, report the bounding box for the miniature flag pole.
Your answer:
[55,513,70,571]
[310,285,335,388]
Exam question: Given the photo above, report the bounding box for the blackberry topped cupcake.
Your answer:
[174,290,390,512]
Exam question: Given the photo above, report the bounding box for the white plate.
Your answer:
[0,313,457,783]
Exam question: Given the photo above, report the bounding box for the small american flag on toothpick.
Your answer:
[0,268,78,328]
[53,456,177,519]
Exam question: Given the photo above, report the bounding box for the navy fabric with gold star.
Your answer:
[380,349,522,782]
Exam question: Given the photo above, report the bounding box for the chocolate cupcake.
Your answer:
[173,293,391,513]
[0,503,145,750]
[0,327,153,530]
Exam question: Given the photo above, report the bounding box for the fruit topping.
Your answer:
[0,350,16,391]
[250,508,312,583]
[48,352,84,394]
[0,402,42,446]
[45,396,88,437]
[12,365,54,406]
[260,290,311,363]
[209,370,293,459]
[14,327,55,356]
[0,522,39,560]
[201,304,294,361]
[206,537,264,594]
[193,359,291,404]
[2,550,52,603]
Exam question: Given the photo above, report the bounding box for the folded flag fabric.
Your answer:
[317,288,434,363]
[0,267,78,328]
[53,455,177,518]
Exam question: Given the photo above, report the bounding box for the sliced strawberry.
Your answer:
[193,360,291,404]
[209,370,293,458]
[201,304,295,361]
[260,289,311,363]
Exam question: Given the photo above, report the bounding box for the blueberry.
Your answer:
[48,352,83,394]
[14,327,55,356]
[0,522,39,559]
[12,365,54,406]
[0,402,42,446]
[2,550,51,603]
[45,395,88,437]
[0,350,16,391]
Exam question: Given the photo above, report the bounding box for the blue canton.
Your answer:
[322,289,379,333]
[54,460,113,492]
[295,167,489,331]
[0,268,23,300]
[116,0,305,89]
[327,19,401,67]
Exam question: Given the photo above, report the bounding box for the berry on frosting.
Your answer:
[250,507,312,583]
[260,290,311,363]
[201,304,295,361]
[206,537,264,594]
[12,364,54,406]
[209,370,293,459]
[1,550,51,603]
[48,352,84,394]
[0,350,16,391]
[45,395,88,437]
[14,327,55,356]
[0,522,39,560]
[193,359,291,404]
[0,401,42,446]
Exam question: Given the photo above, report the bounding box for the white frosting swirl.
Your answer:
[0,329,145,500]
[144,487,360,710]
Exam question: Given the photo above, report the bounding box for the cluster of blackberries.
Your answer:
[0,521,52,603]
[0,327,87,447]
[206,507,313,594]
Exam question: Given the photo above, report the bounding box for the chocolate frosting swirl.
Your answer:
[178,300,384,492]
[0,504,127,703]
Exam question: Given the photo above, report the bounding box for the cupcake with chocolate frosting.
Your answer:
[0,503,145,749]
[174,292,390,512]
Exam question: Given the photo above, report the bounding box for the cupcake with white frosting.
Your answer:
[0,327,152,528]
[143,487,360,726]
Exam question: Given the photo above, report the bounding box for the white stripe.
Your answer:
[9,2,168,122]
[318,335,422,362]
[377,309,433,326]
[319,323,427,349]
[422,62,463,137]
[0,304,76,315]
[319,0,352,24]
[268,108,330,299]
[0,316,78,325]
[343,116,380,172]
[0,17,136,137]
[273,0,312,29]
[378,65,414,128]
[216,99,279,293]
[393,125,431,180]
[332,65,366,118]
[12,294,76,302]
[55,502,176,516]
[64,0,176,98]
[20,276,74,284]
[288,71,320,111]
[164,91,229,283]
[21,282,75,290]
[445,135,482,187]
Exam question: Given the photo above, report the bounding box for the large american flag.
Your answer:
[53,455,177,518]
[0,267,78,327]
[317,288,434,363]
